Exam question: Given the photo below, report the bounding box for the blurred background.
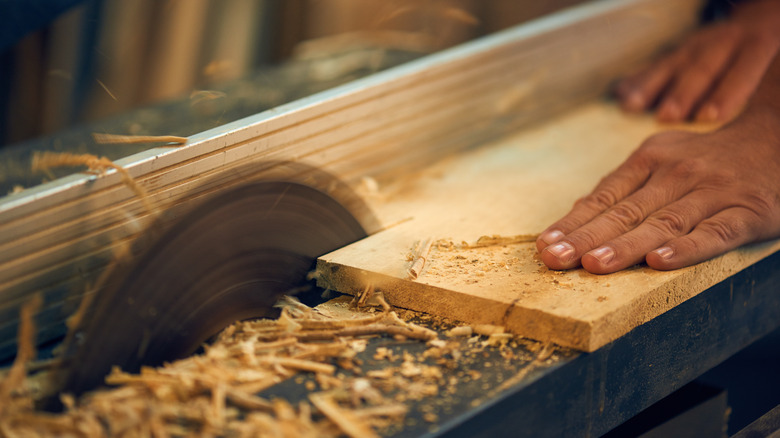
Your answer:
[0,0,585,149]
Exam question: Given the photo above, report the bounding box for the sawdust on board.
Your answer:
[408,234,538,282]
[404,234,608,298]
[0,294,563,437]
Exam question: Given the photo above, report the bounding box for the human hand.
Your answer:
[535,105,780,274]
[614,0,780,123]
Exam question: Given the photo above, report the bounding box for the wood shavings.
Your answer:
[435,234,538,251]
[258,358,336,375]
[96,79,117,101]
[0,297,439,436]
[1,293,569,437]
[415,235,538,283]
[0,295,42,417]
[352,284,375,308]
[189,90,227,106]
[473,324,505,336]
[364,291,392,312]
[446,326,473,338]
[469,234,538,248]
[31,151,153,214]
[408,238,434,280]
[441,7,480,25]
[309,392,379,438]
[484,333,513,348]
[92,133,188,145]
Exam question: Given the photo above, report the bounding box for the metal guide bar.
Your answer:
[0,0,704,358]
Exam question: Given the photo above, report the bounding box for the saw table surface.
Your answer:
[276,252,780,437]
[317,101,780,352]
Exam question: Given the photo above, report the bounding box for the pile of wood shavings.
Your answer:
[0,297,439,438]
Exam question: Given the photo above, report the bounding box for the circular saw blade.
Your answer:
[53,176,369,400]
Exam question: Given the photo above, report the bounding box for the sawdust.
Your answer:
[0,294,565,437]
[419,236,533,284]
[0,297,478,436]
[0,298,416,436]
[415,235,598,295]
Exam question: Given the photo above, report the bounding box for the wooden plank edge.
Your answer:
[314,259,594,351]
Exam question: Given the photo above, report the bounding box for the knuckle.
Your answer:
[580,188,621,211]
[742,189,780,218]
[635,132,683,161]
[605,202,646,230]
[669,157,740,187]
[567,227,602,251]
[646,209,689,236]
[669,157,707,180]
[700,216,748,243]
[676,233,703,255]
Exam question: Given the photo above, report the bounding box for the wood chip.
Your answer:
[258,358,336,375]
[446,326,473,337]
[0,295,42,417]
[408,238,433,280]
[92,133,188,145]
[309,392,379,438]
[31,151,154,214]
[473,324,505,336]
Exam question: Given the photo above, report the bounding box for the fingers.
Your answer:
[615,22,778,122]
[646,207,759,270]
[535,132,692,255]
[535,157,652,253]
[615,54,681,113]
[578,191,722,273]
[545,200,763,274]
[654,35,738,122]
[541,183,712,272]
[694,34,780,122]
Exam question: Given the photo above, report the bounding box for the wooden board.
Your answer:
[316,101,780,352]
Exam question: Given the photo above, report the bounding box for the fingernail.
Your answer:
[588,246,615,265]
[696,103,719,122]
[653,246,674,261]
[546,242,575,263]
[539,229,565,245]
[658,100,681,121]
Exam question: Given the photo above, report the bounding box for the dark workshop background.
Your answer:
[0,0,584,148]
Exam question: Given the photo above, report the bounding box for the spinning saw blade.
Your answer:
[49,165,372,403]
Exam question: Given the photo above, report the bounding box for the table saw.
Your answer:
[1,0,780,436]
